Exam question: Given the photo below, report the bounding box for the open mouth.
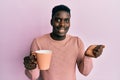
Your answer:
[58,29,65,33]
[54,26,69,34]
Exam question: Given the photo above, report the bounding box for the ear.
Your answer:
[50,19,53,26]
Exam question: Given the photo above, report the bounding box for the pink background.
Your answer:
[0,0,120,80]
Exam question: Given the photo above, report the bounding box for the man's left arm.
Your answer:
[77,45,105,76]
[77,56,93,76]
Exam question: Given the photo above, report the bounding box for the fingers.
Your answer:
[30,55,37,63]
[85,44,105,58]
[93,45,105,58]
[24,63,37,70]
[101,45,105,48]
[23,55,37,70]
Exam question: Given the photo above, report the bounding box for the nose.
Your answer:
[60,20,65,27]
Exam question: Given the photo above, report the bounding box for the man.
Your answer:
[24,4,105,80]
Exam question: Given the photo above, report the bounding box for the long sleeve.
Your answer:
[25,38,40,80]
[25,66,40,80]
[77,56,93,76]
[76,37,93,76]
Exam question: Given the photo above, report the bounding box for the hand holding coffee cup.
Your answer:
[23,54,37,70]
[85,45,105,58]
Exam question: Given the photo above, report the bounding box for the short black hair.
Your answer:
[52,4,71,18]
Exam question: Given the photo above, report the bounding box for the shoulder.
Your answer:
[68,34,83,42]
[68,34,84,47]
[33,33,50,43]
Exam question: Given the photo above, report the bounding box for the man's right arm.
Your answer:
[24,54,40,80]
[25,66,40,80]
[24,38,40,80]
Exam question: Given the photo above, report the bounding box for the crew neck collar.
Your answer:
[48,33,69,43]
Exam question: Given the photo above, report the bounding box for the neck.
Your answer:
[50,33,66,41]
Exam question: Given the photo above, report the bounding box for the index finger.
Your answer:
[99,45,105,48]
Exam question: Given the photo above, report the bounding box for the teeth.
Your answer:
[59,29,65,33]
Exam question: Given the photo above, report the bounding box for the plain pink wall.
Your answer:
[0,0,120,80]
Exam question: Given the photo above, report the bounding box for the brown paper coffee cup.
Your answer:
[35,50,52,70]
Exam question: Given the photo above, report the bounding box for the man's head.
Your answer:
[52,5,71,18]
[51,5,71,40]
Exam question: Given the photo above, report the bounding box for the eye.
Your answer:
[55,18,61,22]
[65,19,70,23]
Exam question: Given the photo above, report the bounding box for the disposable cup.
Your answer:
[35,50,52,70]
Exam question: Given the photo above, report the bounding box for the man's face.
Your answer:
[51,11,70,37]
